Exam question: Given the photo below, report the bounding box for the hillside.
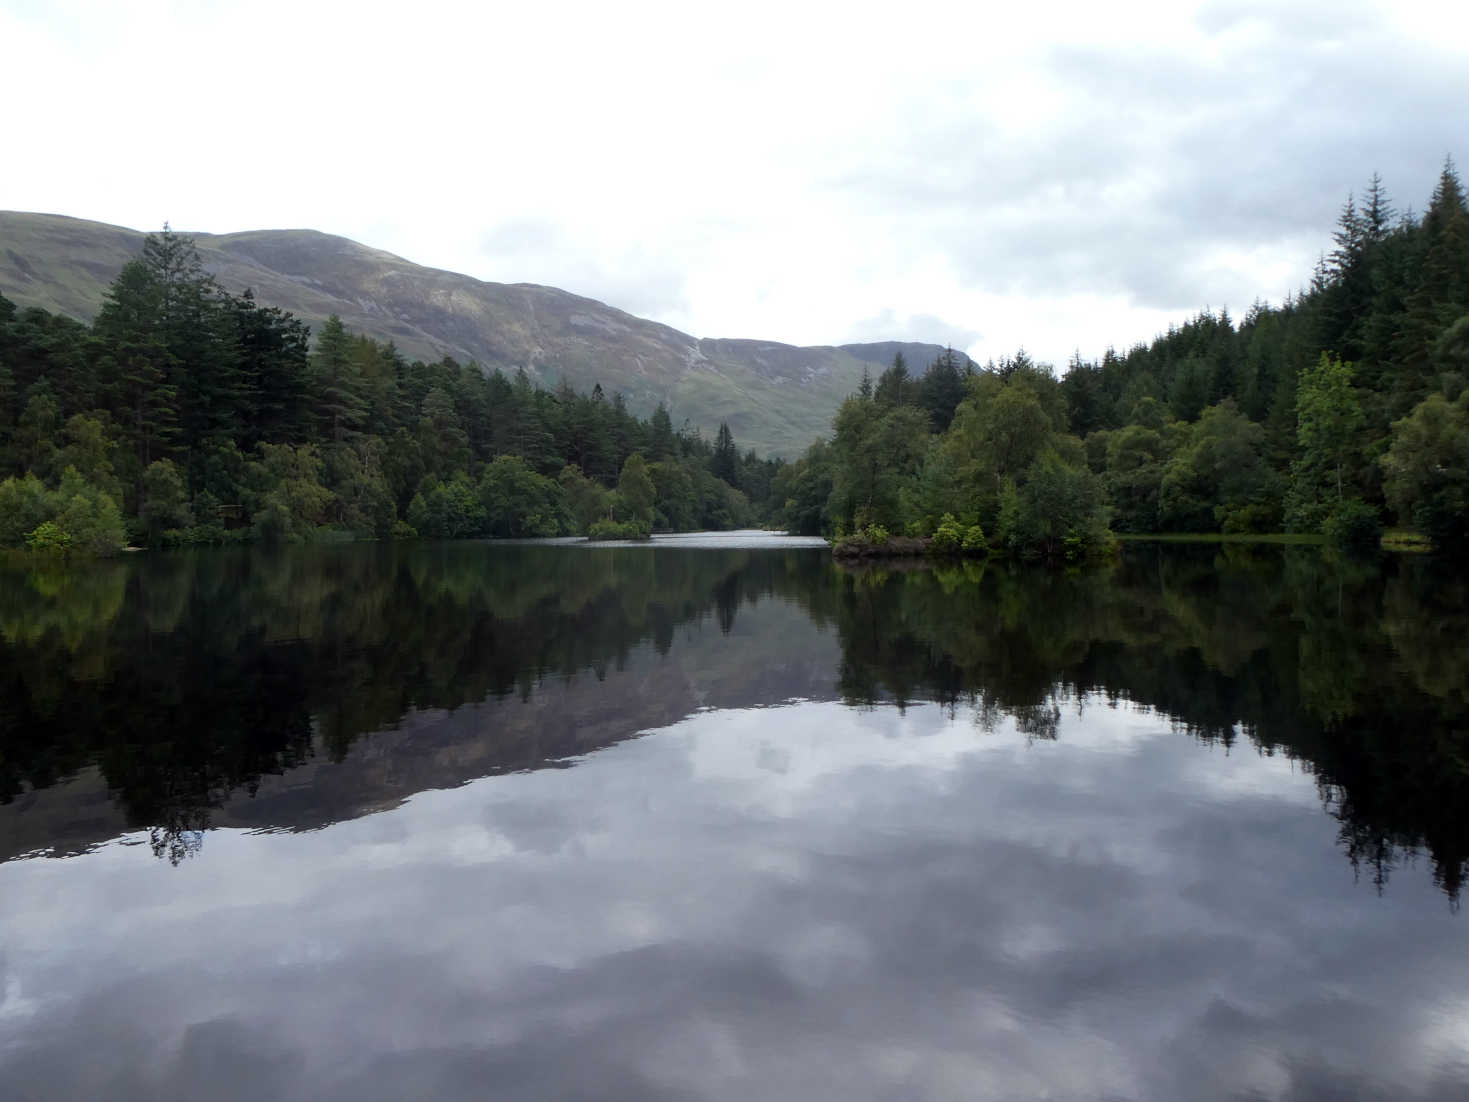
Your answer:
[0,211,954,456]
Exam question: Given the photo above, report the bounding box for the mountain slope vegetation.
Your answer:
[0,211,950,457]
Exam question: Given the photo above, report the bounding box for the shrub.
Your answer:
[56,483,127,555]
[1322,498,1382,552]
[588,518,652,541]
[929,513,964,555]
[862,523,890,545]
[405,475,485,539]
[1216,502,1278,534]
[25,521,71,553]
[161,524,243,547]
[140,459,192,544]
[962,525,988,554]
[0,474,53,547]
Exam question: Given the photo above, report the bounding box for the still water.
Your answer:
[1,537,1466,1100]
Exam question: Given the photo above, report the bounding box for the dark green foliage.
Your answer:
[1158,402,1279,533]
[918,348,969,432]
[616,453,656,530]
[771,441,834,536]
[929,513,964,554]
[0,467,126,555]
[710,422,739,487]
[1382,392,1469,551]
[250,444,333,543]
[1003,453,1111,560]
[310,315,367,444]
[588,518,652,540]
[0,229,769,547]
[406,474,485,540]
[797,164,1469,556]
[0,473,55,547]
[649,402,675,460]
[1322,498,1382,552]
[1025,163,1469,551]
[806,356,1114,560]
[1103,424,1168,532]
[559,464,613,534]
[140,459,192,543]
[1285,353,1367,532]
[828,393,928,533]
[480,456,561,538]
[874,352,914,407]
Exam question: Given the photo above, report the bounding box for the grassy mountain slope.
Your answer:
[0,211,952,456]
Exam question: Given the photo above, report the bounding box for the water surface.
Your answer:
[1,540,1466,1100]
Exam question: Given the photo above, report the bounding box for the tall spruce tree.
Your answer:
[919,348,967,433]
[309,315,366,443]
[711,421,740,487]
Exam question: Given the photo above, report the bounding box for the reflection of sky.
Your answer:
[2,699,1466,1101]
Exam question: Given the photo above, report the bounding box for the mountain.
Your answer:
[0,211,955,456]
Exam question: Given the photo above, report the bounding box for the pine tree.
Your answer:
[231,289,311,447]
[93,259,179,475]
[1362,173,1395,243]
[1393,160,1469,415]
[309,315,367,443]
[141,225,240,463]
[711,422,740,487]
[874,352,912,406]
[919,348,967,433]
[649,402,675,460]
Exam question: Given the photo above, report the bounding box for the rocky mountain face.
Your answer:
[0,211,954,456]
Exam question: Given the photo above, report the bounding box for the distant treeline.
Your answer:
[777,159,1469,556]
[0,230,778,552]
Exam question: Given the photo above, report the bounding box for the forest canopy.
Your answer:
[775,159,1469,557]
[4,159,1467,557]
[0,229,778,552]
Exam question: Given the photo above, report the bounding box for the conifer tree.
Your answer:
[649,402,675,460]
[711,422,740,487]
[309,315,367,443]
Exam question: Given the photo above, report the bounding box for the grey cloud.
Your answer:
[844,308,981,350]
[828,14,1467,320]
[480,217,564,256]
[475,225,693,323]
[1193,0,1383,40]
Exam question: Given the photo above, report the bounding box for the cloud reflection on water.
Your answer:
[2,698,1465,1101]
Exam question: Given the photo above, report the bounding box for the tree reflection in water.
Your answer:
[1,541,1464,903]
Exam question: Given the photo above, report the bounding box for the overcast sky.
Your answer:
[4,0,1467,366]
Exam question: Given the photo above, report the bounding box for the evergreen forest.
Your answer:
[3,159,1467,558]
[0,230,776,552]
[775,160,1469,558]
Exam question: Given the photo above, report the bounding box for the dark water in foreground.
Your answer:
[1,536,1467,1100]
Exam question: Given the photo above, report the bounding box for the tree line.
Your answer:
[0,229,780,552]
[775,159,1469,556]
